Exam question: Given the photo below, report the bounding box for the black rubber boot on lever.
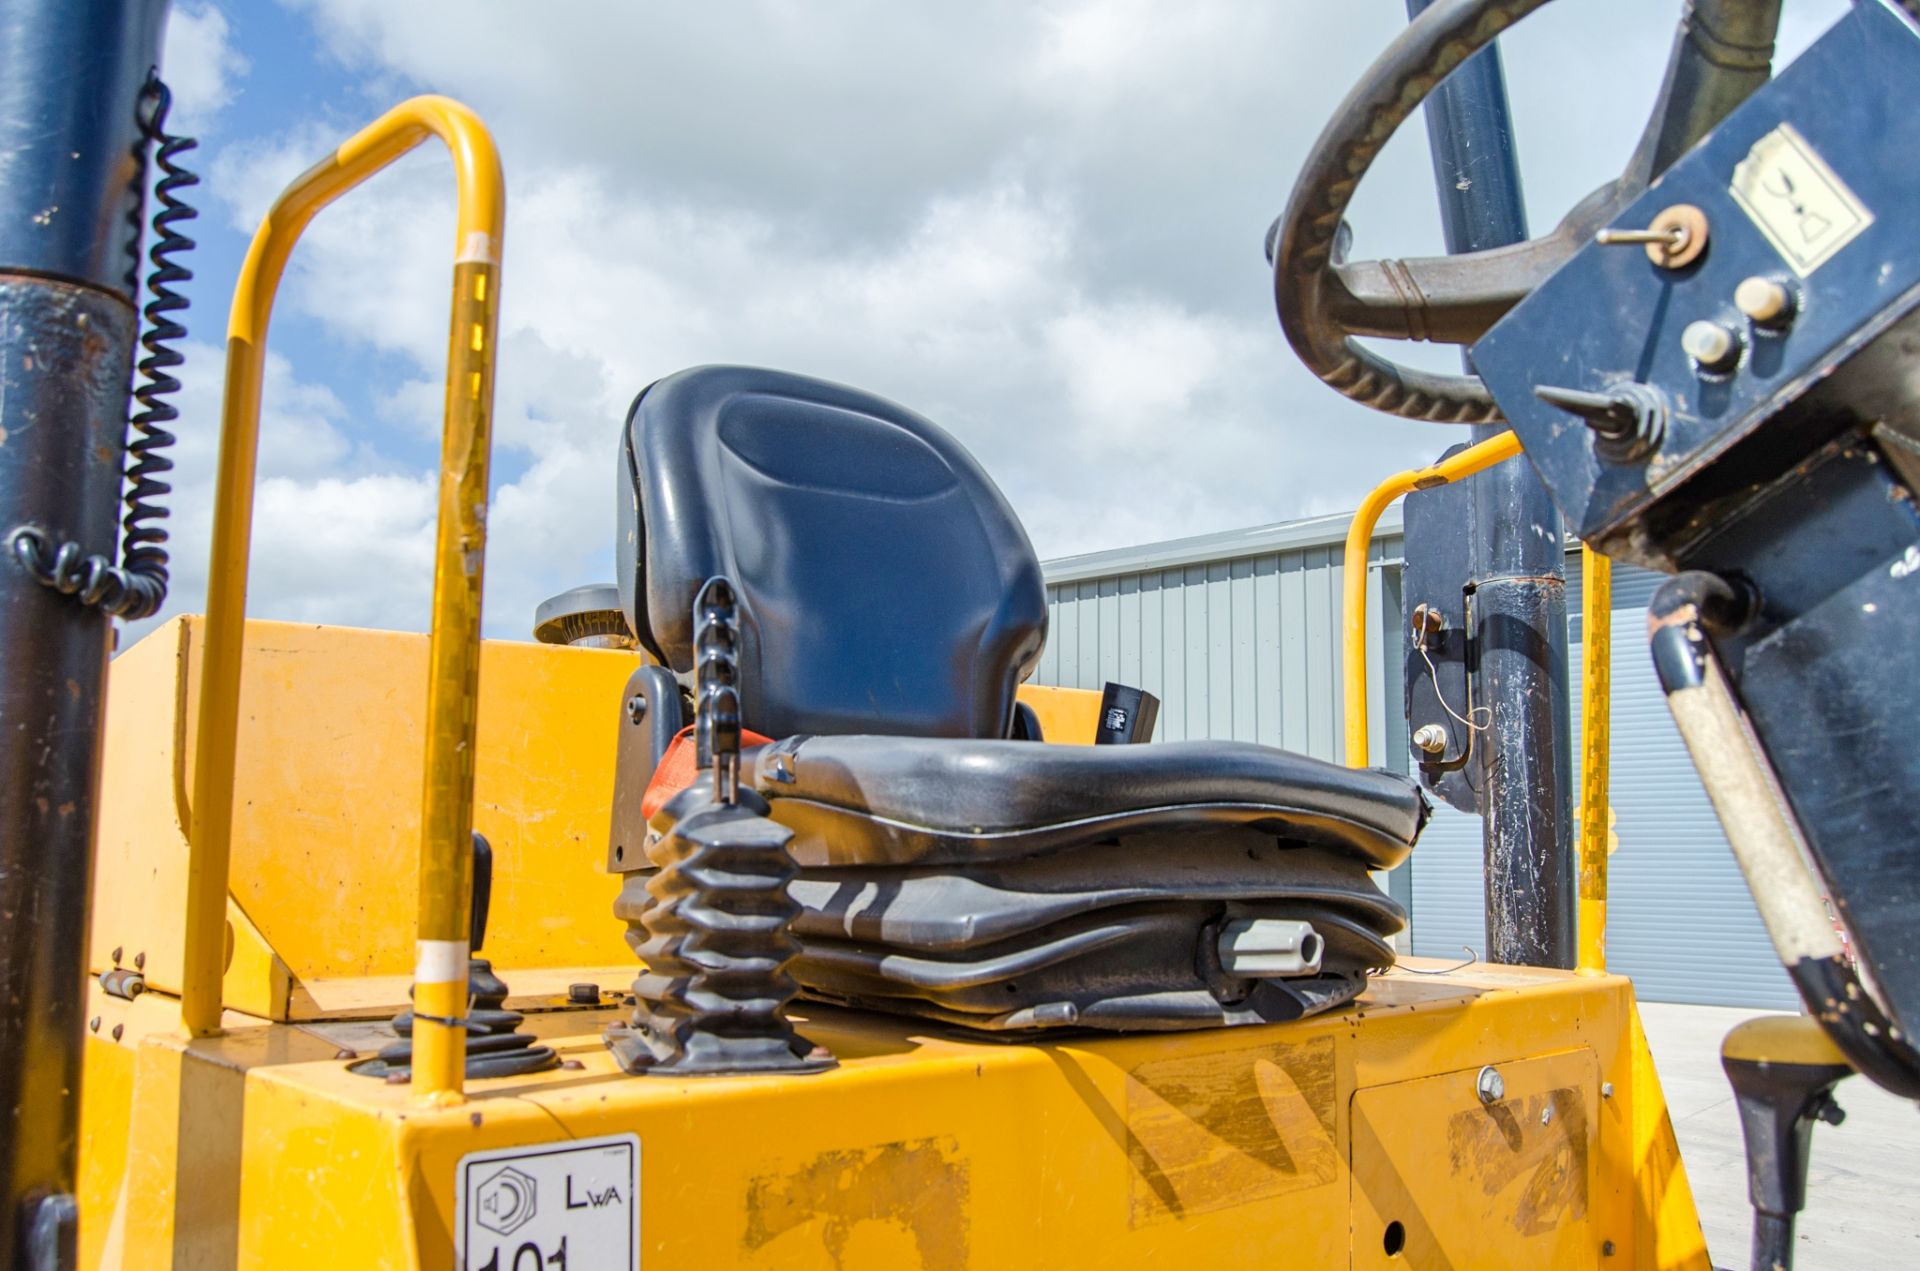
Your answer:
[350,833,560,1081]
[608,577,834,1076]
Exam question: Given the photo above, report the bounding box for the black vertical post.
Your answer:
[1405,0,1574,968]
[0,1,169,1263]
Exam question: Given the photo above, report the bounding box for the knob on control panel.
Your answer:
[1681,320,1741,372]
[1735,276,1795,327]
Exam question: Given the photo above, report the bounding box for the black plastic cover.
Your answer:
[739,734,1427,870]
[1094,681,1158,744]
[617,365,1047,740]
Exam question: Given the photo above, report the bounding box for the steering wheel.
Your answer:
[1271,0,1785,424]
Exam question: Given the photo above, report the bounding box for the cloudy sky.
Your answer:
[140,0,1848,643]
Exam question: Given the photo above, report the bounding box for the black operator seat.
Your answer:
[615,365,1428,1032]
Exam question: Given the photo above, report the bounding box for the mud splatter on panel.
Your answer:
[1447,1086,1588,1236]
[1125,1035,1338,1226]
[744,1135,969,1270]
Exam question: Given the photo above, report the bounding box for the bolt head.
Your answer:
[1476,1064,1505,1104]
[1412,724,1448,755]
[625,693,647,724]
[1681,320,1738,371]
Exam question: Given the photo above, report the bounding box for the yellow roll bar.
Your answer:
[1339,431,1614,971]
[182,97,504,1104]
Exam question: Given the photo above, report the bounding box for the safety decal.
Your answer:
[456,1133,639,1270]
[1730,121,1873,276]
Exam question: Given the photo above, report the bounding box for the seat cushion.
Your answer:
[738,734,1428,869]
[636,734,1428,1032]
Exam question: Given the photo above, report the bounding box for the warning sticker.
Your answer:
[455,1134,638,1271]
[1730,122,1873,276]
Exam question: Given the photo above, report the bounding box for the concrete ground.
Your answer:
[1638,1002,1918,1269]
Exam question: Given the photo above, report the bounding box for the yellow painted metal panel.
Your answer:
[76,998,138,1271]
[1014,683,1103,744]
[93,618,640,1020]
[1352,1048,1601,1268]
[90,619,294,1016]
[1622,1001,1712,1271]
[80,964,1708,1268]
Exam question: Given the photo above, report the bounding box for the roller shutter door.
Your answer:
[1407,557,1798,1009]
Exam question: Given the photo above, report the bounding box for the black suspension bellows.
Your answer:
[607,577,833,1076]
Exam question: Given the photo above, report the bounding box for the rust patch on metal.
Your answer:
[1647,600,1700,635]
[744,1135,969,1269]
[1446,1085,1588,1236]
[1124,1034,1338,1226]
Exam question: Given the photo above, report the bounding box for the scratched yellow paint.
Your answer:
[77,963,1708,1268]
[79,623,1711,1268]
[1124,1035,1338,1224]
[1352,1050,1601,1267]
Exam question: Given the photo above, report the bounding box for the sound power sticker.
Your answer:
[456,1134,638,1270]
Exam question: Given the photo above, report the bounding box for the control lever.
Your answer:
[1721,1016,1854,1271]
[349,832,559,1081]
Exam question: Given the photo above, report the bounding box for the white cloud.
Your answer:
[123,339,431,644]
[161,3,250,130]
[140,0,1853,644]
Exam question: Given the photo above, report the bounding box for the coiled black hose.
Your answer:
[9,70,195,620]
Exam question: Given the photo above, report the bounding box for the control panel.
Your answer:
[1473,0,1920,573]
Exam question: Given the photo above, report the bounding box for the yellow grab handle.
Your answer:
[1339,431,1614,972]
[183,96,504,1105]
[1339,430,1522,769]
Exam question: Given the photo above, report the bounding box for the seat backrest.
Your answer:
[617,365,1047,739]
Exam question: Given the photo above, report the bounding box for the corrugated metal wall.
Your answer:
[1034,515,1405,766]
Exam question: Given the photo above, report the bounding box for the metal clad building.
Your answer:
[1037,512,1796,1009]
[1035,511,1408,761]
